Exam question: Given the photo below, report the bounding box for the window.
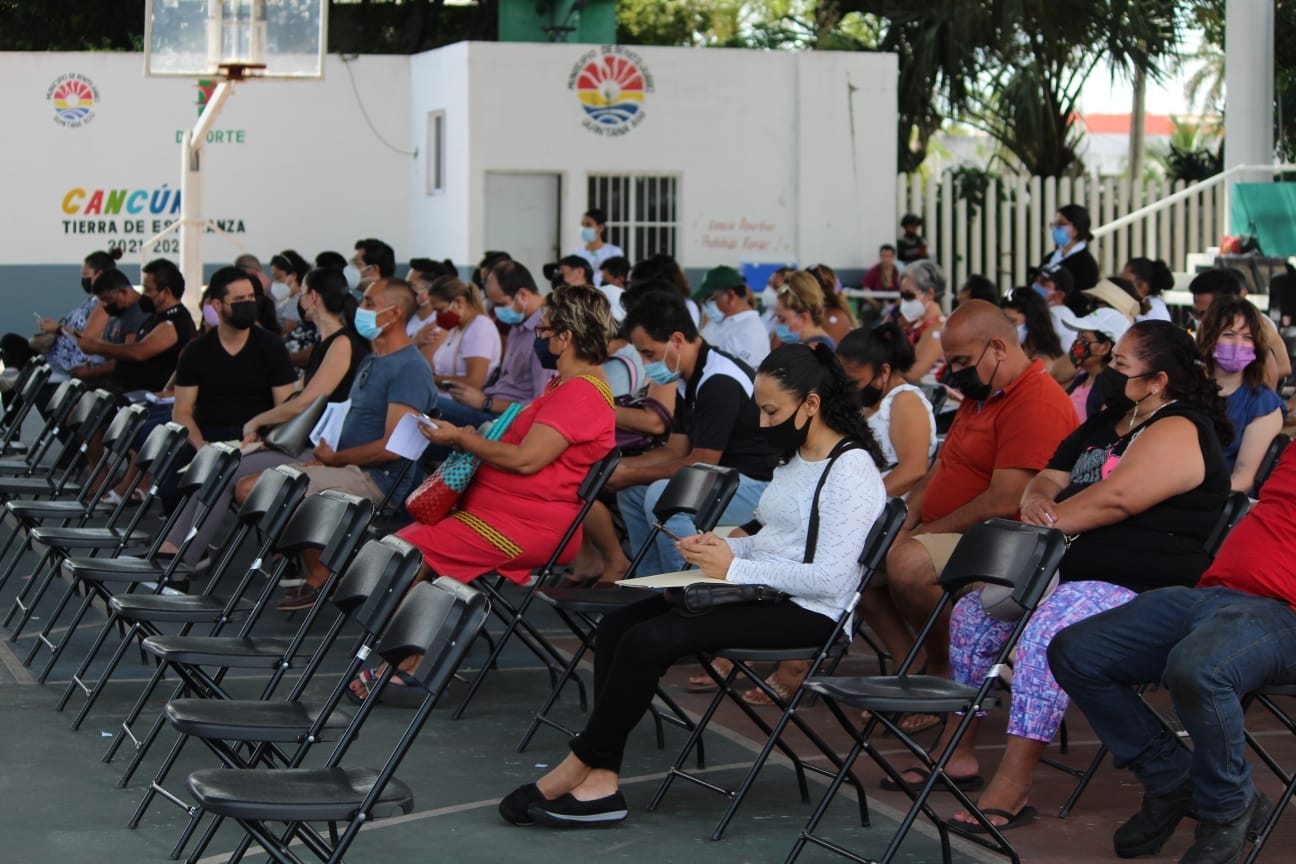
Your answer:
[586,174,679,261]
[426,111,445,195]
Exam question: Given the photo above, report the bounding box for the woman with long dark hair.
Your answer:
[500,343,887,828]
[1001,287,1063,364]
[893,320,1231,834]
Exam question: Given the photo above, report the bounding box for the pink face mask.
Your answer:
[1214,342,1256,374]
[202,304,220,328]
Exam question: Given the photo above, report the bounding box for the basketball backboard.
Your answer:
[144,0,326,79]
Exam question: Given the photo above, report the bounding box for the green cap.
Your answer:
[693,265,746,302]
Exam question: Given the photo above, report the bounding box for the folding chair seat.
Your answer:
[184,578,489,864]
[0,392,129,595]
[518,462,741,753]
[1054,489,1254,818]
[786,519,1068,864]
[450,448,620,719]
[152,535,424,861]
[111,491,373,794]
[649,497,908,840]
[0,361,51,454]
[59,464,312,729]
[21,442,245,680]
[4,422,190,639]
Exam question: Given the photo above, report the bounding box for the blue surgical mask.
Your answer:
[774,322,800,344]
[702,299,724,324]
[580,226,598,244]
[1051,225,1072,247]
[353,305,391,340]
[644,343,682,385]
[1032,284,1051,300]
[495,301,526,325]
[343,264,362,290]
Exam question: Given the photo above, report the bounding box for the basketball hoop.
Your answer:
[215,63,267,82]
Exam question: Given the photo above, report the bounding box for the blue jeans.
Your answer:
[1049,585,1296,821]
[617,472,767,575]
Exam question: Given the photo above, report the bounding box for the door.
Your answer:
[484,172,561,277]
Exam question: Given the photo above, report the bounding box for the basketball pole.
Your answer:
[178,79,235,294]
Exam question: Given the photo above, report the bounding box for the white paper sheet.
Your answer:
[385,412,439,461]
[309,399,351,449]
[617,571,726,589]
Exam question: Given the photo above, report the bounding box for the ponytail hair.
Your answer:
[304,266,356,328]
[84,248,123,272]
[757,342,885,468]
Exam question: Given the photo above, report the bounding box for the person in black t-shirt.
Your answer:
[173,267,297,448]
[79,258,196,397]
[607,290,776,575]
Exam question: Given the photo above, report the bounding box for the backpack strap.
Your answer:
[805,438,862,564]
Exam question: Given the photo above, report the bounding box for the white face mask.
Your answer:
[1016,323,1029,345]
[899,297,926,322]
[270,281,291,303]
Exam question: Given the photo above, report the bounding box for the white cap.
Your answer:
[1057,306,1132,344]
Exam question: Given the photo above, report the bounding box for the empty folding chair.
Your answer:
[4,421,190,639]
[519,462,741,752]
[0,391,126,595]
[649,497,907,840]
[786,519,1067,864]
[0,361,51,454]
[450,448,619,719]
[111,491,373,795]
[155,535,423,861]
[184,578,489,864]
[0,378,85,479]
[58,464,311,729]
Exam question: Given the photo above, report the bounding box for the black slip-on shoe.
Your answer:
[499,783,546,826]
[1114,780,1195,858]
[527,792,628,828]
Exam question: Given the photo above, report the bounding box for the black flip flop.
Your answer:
[879,767,984,793]
[947,805,1038,835]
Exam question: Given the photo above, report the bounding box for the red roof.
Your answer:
[1076,113,1175,136]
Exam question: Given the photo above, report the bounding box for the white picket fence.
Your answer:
[897,172,1227,291]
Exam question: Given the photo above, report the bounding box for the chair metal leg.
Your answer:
[4,547,56,633]
[30,581,99,678]
[1058,744,1110,818]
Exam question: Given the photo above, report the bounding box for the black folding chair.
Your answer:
[786,519,1068,864]
[117,491,374,805]
[450,448,620,719]
[156,535,424,861]
[650,497,908,840]
[0,392,128,596]
[24,442,245,681]
[4,421,190,639]
[1056,489,1254,818]
[1252,433,1290,497]
[1241,683,1296,864]
[0,378,85,479]
[184,578,489,864]
[0,360,51,454]
[59,464,313,729]
[518,462,742,753]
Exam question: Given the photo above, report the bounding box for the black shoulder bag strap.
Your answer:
[804,438,863,564]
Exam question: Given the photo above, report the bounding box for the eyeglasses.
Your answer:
[534,324,559,339]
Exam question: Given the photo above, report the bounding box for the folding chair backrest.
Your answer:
[858,497,907,572]
[19,379,86,465]
[939,519,1068,614]
[235,464,311,536]
[12,362,49,406]
[381,578,490,696]
[273,490,375,570]
[1253,433,1291,497]
[334,536,424,629]
[174,443,243,508]
[63,388,113,438]
[3,361,45,417]
[578,449,621,502]
[1205,490,1252,557]
[651,463,741,532]
[133,422,189,474]
[101,404,148,456]
[0,363,50,448]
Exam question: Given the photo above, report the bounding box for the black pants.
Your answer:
[569,593,835,773]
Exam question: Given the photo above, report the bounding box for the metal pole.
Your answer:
[178,80,235,294]
[1224,0,1275,190]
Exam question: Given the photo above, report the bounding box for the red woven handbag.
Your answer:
[405,403,523,524]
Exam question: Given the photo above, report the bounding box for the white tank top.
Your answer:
[866,383,938,471]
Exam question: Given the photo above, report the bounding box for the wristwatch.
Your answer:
[482,396,494,414]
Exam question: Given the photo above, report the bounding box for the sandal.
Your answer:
[686,658,732,693]
[346,666,426,707]
[741,671,802,706]
[859,711,945,736]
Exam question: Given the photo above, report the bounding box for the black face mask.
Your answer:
[227,300,258,330]
[941,342,997,402]
[1097,366,1154,414]
[758,402,810,461]
[138,296,156,316]
[102,302,121,316]
[858,384,883,408]
[81,276,94,294]
[533,336,560,370]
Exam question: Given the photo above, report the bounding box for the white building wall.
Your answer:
[408,43,471,263]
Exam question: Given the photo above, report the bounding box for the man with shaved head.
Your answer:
[877,300,1077,729]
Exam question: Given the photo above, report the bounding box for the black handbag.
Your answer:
[669,439,860,614]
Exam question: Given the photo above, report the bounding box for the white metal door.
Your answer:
[484,172,560,278]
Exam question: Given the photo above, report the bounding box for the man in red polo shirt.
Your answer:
[1050,447,1296,864]
[881,300,1077,690]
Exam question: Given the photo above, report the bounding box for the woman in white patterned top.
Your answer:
[499,342,887,829]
